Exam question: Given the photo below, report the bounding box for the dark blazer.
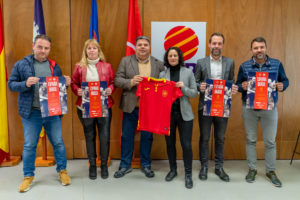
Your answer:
[159,66,197,121]
[114,55,164,113]
[194,56,235,110]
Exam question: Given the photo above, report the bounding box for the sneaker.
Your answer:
[245,169,257,183]
[114,167,132,178]
[19,176,34,193]
[141,166,155,178]
[266,171,282,187]
[59,170,71,186]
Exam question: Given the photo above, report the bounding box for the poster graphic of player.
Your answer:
[246,72,276,110]
[81,81,108,118]
[203,79,233,118]
[38,76,68,118]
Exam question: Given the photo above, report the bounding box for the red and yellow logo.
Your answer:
[162,90,168,97]
[164,26,199,61]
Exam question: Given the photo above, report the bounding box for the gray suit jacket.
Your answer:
[194,56,235,110]
[159,66,197,121]
[114,55,164,113]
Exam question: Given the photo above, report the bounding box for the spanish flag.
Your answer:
[0,8,9,164]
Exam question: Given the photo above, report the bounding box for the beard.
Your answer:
[211,48,221,57]
[255,52,266,60]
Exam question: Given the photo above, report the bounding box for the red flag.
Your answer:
[126,0,143,56]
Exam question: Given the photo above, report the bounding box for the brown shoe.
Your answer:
[59,170,71,186]
[19,176,34,193]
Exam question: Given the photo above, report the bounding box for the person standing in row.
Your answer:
[236,37,289,187]
[114,36,164,178]
[195,32,237,182]
[160,47,197,189]
[8,34,71,192]
[71,39,115,180]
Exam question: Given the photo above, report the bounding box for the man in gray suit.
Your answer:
[195,32,237,182]
[114,36,164,178]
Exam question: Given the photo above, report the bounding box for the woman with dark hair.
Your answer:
[71,39,114,180]
[159,47,197,189]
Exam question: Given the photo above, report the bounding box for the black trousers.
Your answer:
[165,110,193,174]
[77,108,112,166]
[198,109,228,169]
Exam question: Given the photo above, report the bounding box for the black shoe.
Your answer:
[89,165,97,180]
[199,166,208,180]
[113,167,132,178]
[266,171,282,187]
[101,165,108,179]
[215,168,230,182]
[245,169,257,183]
[141,167,155,178]
[165,170,177,182]
[185,174,193,189]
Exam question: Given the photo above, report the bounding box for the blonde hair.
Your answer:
[79,39,106,67]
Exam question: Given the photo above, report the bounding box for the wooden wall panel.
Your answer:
[71,0,130,158]
[143,0,216,159]
[4,0,73,158]
[215,0,286,159]
[3,0,300,160]
[3,0,33,157]
[279,0,300,158]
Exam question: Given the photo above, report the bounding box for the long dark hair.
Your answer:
[164,46,184,68]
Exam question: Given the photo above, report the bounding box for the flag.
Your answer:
[33,0,46,41]
[33,0,46,143]
[126,0,143,56]
[0,8,9,164]
[89,0,99,41]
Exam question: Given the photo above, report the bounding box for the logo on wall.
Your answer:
[151,22,206,72]
[164,26,199,61]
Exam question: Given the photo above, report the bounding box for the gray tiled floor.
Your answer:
[0,159,299,200]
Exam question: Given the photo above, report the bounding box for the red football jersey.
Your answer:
[136,77,183,135]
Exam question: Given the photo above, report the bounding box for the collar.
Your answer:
[87,58,100,65]
[33,57,48,63]
[136,55,150,64]
[252,55,270,67]
[210,55,222,62]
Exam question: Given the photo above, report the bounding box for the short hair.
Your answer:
[209,32,225,44]
[79,39,106,67]
[34,34,52,44]
[251,37,267,48]
[135,35,151,45]
[164,46,185,68]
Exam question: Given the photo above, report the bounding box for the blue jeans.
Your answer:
[120,108,153,168]
[21,110,67,177]
[242,104,278,172]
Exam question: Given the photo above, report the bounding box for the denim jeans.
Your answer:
[242,104,278,172]
[21,110,67,177]
[198,110,228,169]
[120,108,153,168]
[77,108,111,166]
[165,110,193,174]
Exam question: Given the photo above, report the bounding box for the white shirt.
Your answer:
[210,55,222,79]
[86,58,100,82]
